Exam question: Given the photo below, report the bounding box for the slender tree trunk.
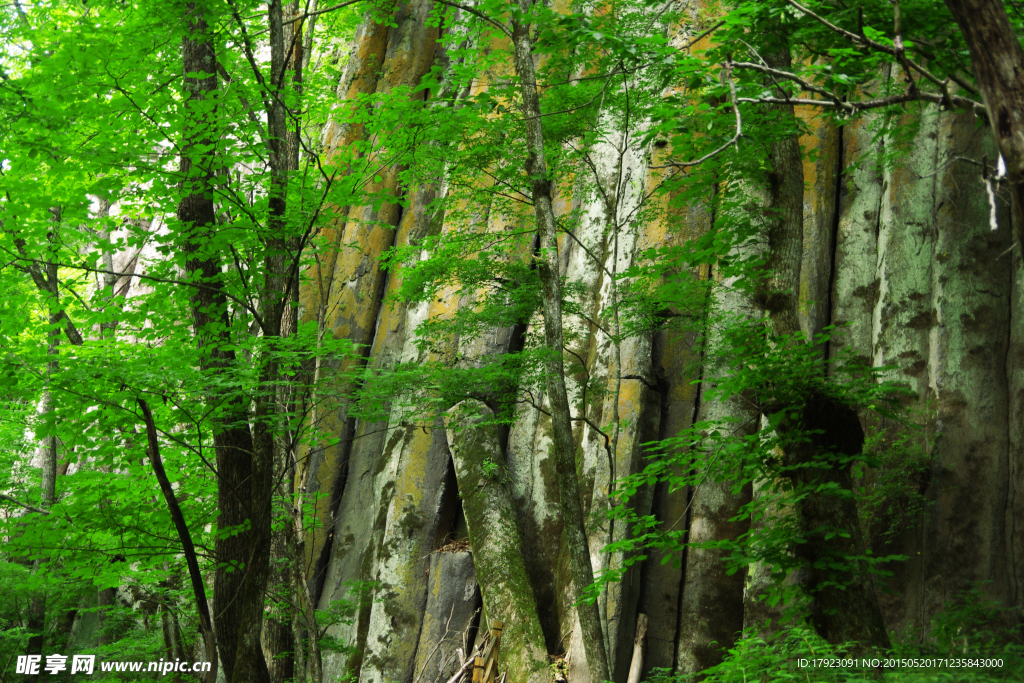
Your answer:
[177,6,270,682]
[96,197,117,338]
[264,3,304,680]
[25,222,61,682]
[266,481,296,683]
[272,10,323,679]
[508,5,611,681]
[140,400,218,683]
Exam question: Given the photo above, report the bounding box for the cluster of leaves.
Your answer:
[0,0,367,670]
[644,589,1024,682]
[857,420,934,547]
[590,318,915,597]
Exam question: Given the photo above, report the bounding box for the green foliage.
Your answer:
[0,0,1009,672]
[928,587,1022,655]
[318,581,379,657]
[857,421,934,547]
[0,0,365,668]
[593,320,914,600]
[643,592,1024,683]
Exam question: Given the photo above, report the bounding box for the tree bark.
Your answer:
[444,401,549,683]
[25,221,62,682]
[96,197,117,338]
[177,6,271,682]
[264,1,303,681]
[943,0,1024,246]
[676,269,754,674]
[508,5,611,681]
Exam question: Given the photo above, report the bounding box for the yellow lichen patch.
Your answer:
[794,106,841,332]
[796,106,829,215]
[303,22,395,318]
[301,211,399,565]
[392,429,435,518]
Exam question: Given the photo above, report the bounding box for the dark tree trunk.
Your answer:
[177,6,271,682]
[140,400,218,683]
[259,0,311,680]
[782,395,891,652]
[943,0,1024,246]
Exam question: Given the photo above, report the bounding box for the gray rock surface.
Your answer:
[413,551,480,683]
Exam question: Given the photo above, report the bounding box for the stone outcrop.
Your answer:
[301,6,1024,683]
[413,550,481,683]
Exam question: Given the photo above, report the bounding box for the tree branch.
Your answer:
[650,58,742,169]
[737,90,984,114]
[0,493,50,515]
[3,250,267,331]
[138,398,217,683]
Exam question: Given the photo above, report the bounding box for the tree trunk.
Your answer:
[444,401,550,683]
[96,197,117,338]
[177,6,270,681]
[676,263,754,674]
[757,43,891,653]
[781,395,891,652]
[140,399,218,683]
[943,0,1024,246]
[25,224,61,682]
[264,1,303,680]
[508,6,611,681]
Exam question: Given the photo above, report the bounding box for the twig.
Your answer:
[622,374,658,391]
[0,493,50,515]
[0,250,268,331]
[650,57,742,169]
[413,604,457,683]
[732,61,853,111]
[444,649,477,683]
[678,21,726,53]
[434,0,511,38]
[736,90,984,115]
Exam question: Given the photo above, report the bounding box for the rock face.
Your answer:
[301,8,1024,683]
[414,551,480,683]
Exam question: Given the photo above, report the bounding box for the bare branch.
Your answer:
[2,249,268,331]
[434,0,511,37]
[737,90,985,114]
[732,61,853,111]
[0,493,50,515]
[650,58,742,170]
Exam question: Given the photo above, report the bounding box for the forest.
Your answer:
[1,0,1023,680]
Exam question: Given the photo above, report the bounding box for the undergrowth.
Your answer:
[645,590,1023,683]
